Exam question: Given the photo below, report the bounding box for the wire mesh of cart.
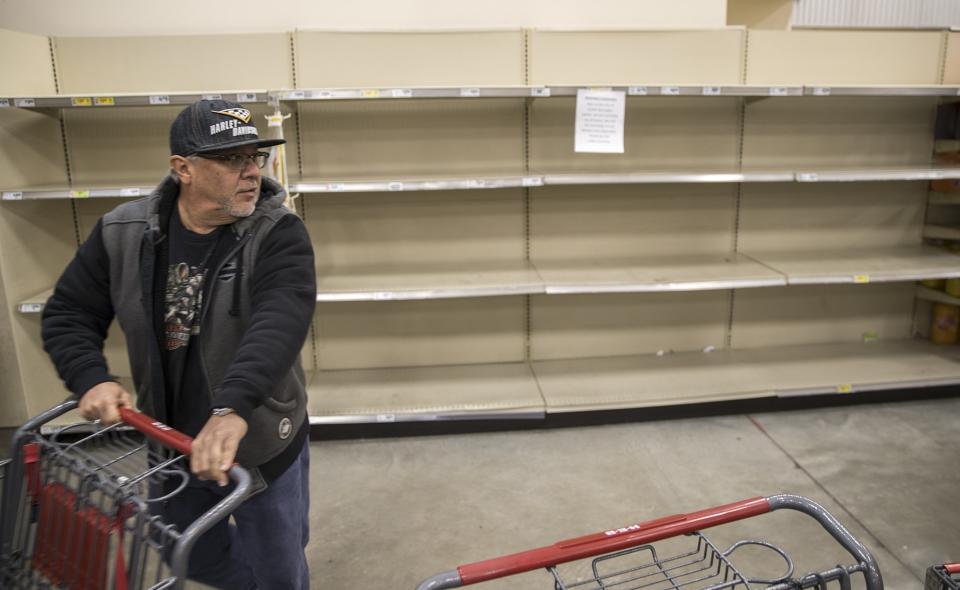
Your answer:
[0,400,252,590]
[926,563,960,590]
[416,494,884,590]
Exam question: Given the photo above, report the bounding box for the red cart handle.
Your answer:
[416,495,883,590]
[946,563,960,574]
[458,497,770,585]
[119,407,194,455]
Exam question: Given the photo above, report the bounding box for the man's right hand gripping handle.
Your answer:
[78,381,133,425]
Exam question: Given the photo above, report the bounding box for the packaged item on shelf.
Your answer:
[921,278,947,290]
[930,302,960,345]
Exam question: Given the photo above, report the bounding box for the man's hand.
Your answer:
[191,413,248,487]
[79,381,133,425]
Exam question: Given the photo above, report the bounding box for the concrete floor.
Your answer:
[2,395,958,590]
[309,396,959,590]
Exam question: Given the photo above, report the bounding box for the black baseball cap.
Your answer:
[169,99,286,156]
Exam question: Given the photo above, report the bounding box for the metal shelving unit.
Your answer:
[0,91,269,109]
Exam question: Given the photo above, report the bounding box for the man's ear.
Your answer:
[170,156,192,185]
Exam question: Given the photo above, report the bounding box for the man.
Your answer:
[41,99,316,589]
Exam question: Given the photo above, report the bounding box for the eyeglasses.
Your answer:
[192,151,270,170]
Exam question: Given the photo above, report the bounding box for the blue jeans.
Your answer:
[159,438,310,590]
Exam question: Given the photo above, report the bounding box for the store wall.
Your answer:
[0,0,726,36]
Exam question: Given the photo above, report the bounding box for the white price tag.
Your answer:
[372,292,395,300]
[628,87,649,96]
[236,93,257,102]
[813,87,832,96]
[149,95,171,105]
[522,176,544,187]
[202,94,223,100]
[0,99,9,108]
[467,179,487,189]
[769,87,788,97]
[288,90,306,100]
[391,89,413,98]
[317,90,334,99]
[376,414,396,423]
[15,98,35,107]
[120,187,141,197]
[797,173,819,182]
[3,191,23,200]
[530,87,551,97]
[460,87,481,98]
[702,86,722,96]
[19,303,43,313]
[387,182,404,191]
[662,87,681,96]
[326,183,345,192]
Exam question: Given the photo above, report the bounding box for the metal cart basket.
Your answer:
[926,563,960,590]
[0,400,251,590]
[416,494,883,590]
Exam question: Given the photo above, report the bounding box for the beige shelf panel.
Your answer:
[0,110,68,191]
[534,254,785,294]
[916,285,960,306]
[314,297,526,371]
[530,184,737,260]
[742,97,936,171]
[745,30,943,86]
[530,291,730,361]
[534,339,960,413]
[529,97,740,174]
[307,362,544,423]
[0,29,56,96]
[528,30,744,86]
[318,260,544,301]
[295,31,524,88]
[747,246,960,285]
[731,283,915,349]
[54,33,293,94]
[739,182,925,254]
[946,32,960,85]
[298,99,525,179]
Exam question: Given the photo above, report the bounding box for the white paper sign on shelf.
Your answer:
[149,95,171,105]
[575,89,626,154]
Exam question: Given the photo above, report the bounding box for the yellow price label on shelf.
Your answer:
[362,89,380,98]
[836,384,853,394]
[71,97,93,107]
[94,97,115,106]
[70,190,90,199]
[854,274,870,284]
[862,331,879,343]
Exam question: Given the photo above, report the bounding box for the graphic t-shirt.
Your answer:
[163,208,222,435]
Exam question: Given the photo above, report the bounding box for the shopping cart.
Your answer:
[416,494,883,590]
[0,399,252,590]
[926,563,960,590]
